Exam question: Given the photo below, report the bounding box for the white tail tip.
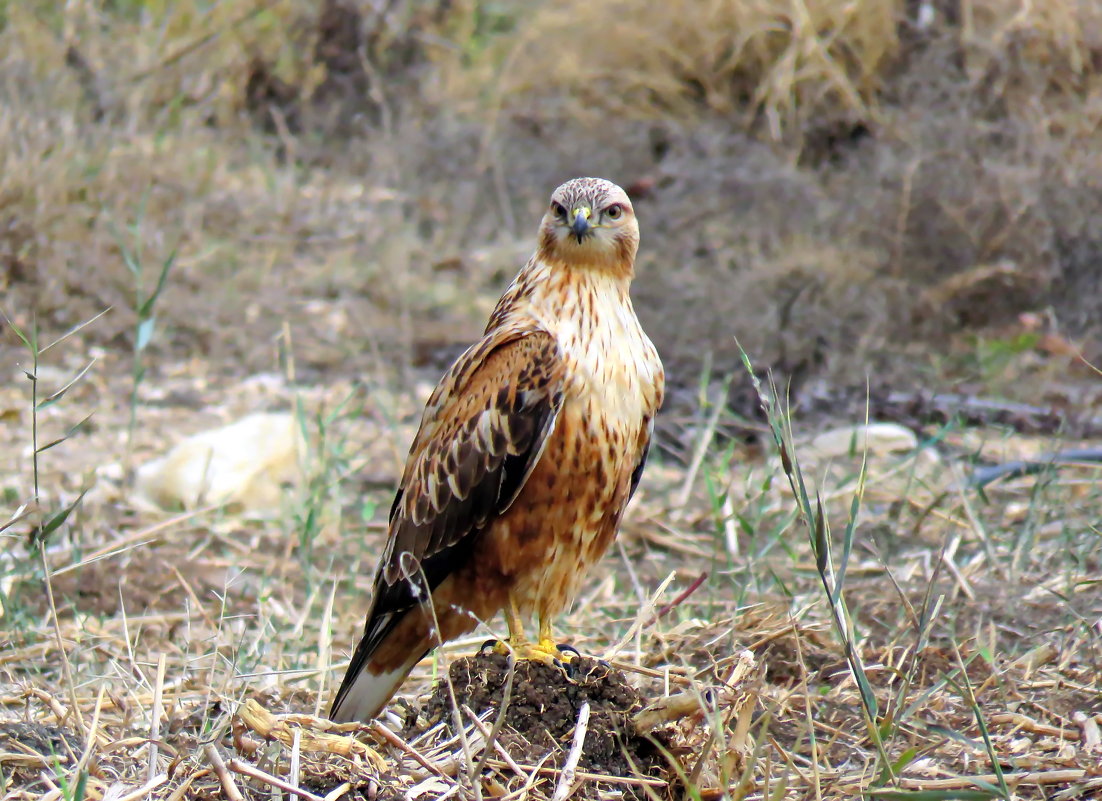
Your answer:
[329,661,416,723]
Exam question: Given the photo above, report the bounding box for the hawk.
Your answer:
[329,177,665,723]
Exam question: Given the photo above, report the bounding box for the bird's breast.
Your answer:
[480,278,663,614]
[557,294,661,431]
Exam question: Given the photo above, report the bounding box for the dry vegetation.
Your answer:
[2,1,1101,799]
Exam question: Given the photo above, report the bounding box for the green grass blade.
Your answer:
[30,488,90,547]
[35,412,97,454]
[37,359,97,409]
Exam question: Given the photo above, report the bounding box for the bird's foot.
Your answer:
[483,637,576,668]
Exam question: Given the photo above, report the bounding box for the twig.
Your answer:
[52,506,218,576]
[0,504,35,536]
[227,757,326,801]
[969,448,1102,488]
[314,579,338,718]
[501,753,554,801]
[290,728,302,791]
[371,720,451,780]
[551,701,590,801]
[322,782,353,801]
[0,753,51,770]
[482,759,666,788]
[676,393,726,508]
[422,729,488,779]
[203,744,244,801]
[1053,778,1102,801]
[616,539,647,606]
[791,616,822,801]
[149,653,166,783]
[111,774,169,801]
[74,684,107,781]
[634,690,709,733]
[127,2,276,83]
[989,712,1077,740]
[21,687,70,722]
[235,699,387,770]
[603,571,676,661]
[464,704,526,777]
[168,563,218,630]
[407,556,481,800]
[605,660,694,685]
[1074,711,1101,751]
[648,571,708,624]
[1008,642,1058,675]
[40,547,86,736]
[720,491,740,558]
[164,768,208,801]
[897,769,1087,790]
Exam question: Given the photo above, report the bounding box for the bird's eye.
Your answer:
[551,202,566,218]
[605,204,623,220]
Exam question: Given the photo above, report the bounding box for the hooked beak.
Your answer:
[571,207,591,243]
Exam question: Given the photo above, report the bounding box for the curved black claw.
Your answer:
[479,638,501,655]
[557,658,578,680]
[557,643,582,659]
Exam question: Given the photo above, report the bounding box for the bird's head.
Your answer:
[537,177,638,273]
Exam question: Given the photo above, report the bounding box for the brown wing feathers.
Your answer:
[388,332,564,576]
[329,332,564,719]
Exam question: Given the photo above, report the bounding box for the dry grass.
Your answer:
[959,0,1102,100]
[461,0,1102,140]
[3,1,1102,799]
[475,0,900,139]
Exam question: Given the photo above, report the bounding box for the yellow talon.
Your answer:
[489,599,574,665]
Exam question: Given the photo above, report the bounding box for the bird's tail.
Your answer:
[328,655,420,723]
[330,571,466,722]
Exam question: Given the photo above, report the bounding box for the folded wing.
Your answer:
[329,329,566,720]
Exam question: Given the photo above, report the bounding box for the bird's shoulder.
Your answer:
[411,323,562,442]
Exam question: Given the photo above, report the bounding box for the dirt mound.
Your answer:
[420,653,667,787]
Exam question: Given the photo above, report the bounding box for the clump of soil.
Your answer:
[420,653,667,782]
[0,721,84,789]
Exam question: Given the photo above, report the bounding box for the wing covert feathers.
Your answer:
[387,330,565,581]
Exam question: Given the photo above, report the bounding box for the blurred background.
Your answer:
[3,0,1100,425]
